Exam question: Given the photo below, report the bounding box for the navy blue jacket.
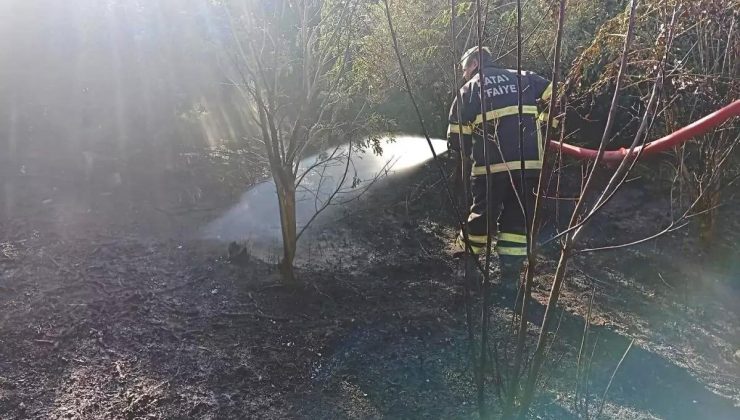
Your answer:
[447,65,552,176]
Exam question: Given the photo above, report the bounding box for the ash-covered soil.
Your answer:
[1,150,738,419]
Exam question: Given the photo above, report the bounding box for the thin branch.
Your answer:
[518,1,639,416]
[296,138,354,241]
[473,0,494,416]
[506,0,567,417]
[380,0,487,277]
[596,338,635,419]
[295,144,344,188]
[451,0,476,356]
[575,284,596,413]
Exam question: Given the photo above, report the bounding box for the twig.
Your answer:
[583,329,602,417]
[450,0,476,358]
[657,272,674,290]
[507,0,568,416]
[596,338,635,419]
[473,0,494,416]
[221,311,291,322]
[125,380,168,413]
[47,254,62,269]
[380,0,487,279]
[575,284,596,413]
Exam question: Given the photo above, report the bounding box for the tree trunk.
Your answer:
[274,166,298,285]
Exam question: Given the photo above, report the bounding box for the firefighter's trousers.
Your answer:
[456,171,538,285]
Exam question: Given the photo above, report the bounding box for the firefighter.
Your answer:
[447,46,553,292]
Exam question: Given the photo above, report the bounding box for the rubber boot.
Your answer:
[497,256,523,301]
[463,253,481,293]
[502,257,543,315]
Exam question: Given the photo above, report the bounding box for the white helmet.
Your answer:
[460,46,492,69]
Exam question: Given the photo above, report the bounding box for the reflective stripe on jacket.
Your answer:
[447,65,552,176]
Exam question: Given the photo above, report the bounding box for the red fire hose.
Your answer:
[548,99,740,162]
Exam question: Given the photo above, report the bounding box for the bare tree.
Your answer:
[219,0,381,284]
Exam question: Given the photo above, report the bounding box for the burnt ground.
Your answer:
[1,149,739,419]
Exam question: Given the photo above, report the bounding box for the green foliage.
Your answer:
[347,0,629,137]
[347,0,456,136]
[565,0,739,148]
[558,0,738,240]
